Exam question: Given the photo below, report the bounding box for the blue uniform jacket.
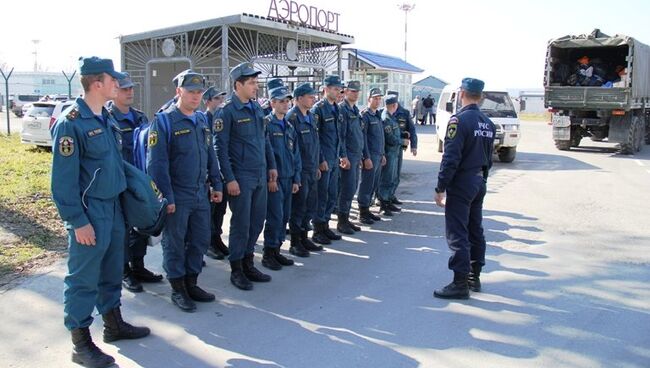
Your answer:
[51,98,127,229]
[146,104,222,205]
[437,104,496,192]
[338,101,365,161]
[381,109,402,153]
[361,108,385,159]
[394,104,418,149]
[265,113,302,184]
[215,96,276,183]
[107,102,148,165]
[311,98,340,165]
[286,106,319,174]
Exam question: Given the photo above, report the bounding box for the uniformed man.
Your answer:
[157,69,189,113]
[386,90,418,210]
[147,70,223,311]
[358,88,386,224]
[377,95,402,216]
[287,83,322,256]
[310,75,344,244]
[262,86,302,269]
[262,77,284,116]
[216,62,278,290]
[201,86,230,261]
[108,73,163,294]
[433,78,496,300]
[337,80,365,234]
[51,56,149,368]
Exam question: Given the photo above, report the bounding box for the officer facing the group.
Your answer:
[287,82,322,256]
[357,87,386,225]
[201,86,230,261]
[378,95,402,216]
[386,90,417,210]
[108,72,163,294]
[51,56,149,368]
[337,80,364,234]
[262,86,302,270]
[216,62,278,291]
[311,75,345,244]
[433,78,496,300]
[148,70,224,312]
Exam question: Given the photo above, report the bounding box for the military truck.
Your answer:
[544,29,650,154]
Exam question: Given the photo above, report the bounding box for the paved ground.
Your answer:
[1,120,649,368]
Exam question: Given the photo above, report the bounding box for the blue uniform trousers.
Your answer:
[290,172,317,233]
[338,158,361,214]
[357,154,382,208]
[161,196,210,279]
[390,148,404,200]
[211,192,228,240]
[314,163,339,224]
[264,177,293,248]
[446,174,487,274]
[378,151,399,201]
[227,176,267,261]
[64,198,124,330]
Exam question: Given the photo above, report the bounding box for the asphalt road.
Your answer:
[1,120,649,368]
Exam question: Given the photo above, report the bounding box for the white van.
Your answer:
[435,86,521,162]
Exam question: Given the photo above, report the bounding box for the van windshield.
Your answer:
[480,92,517,118]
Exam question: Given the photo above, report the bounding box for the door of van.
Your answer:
[435,90,458,152]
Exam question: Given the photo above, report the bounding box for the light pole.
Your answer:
[397,4,415,61]
[32,39,40,72]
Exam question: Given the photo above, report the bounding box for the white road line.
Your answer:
[634,159,645,167]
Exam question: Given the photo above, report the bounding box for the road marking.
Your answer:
[634,160,645,167]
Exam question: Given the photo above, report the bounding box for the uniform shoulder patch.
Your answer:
[214,118,224,132]
[384,125,392,133]
[446,118,459,139]
[148,130,158,147]
[58,136,75,157]
[66,108,80,120]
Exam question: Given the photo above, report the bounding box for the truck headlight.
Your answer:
[504,124,519,131]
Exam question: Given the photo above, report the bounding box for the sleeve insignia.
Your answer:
[148,130,158,147]
[58,136,75,157]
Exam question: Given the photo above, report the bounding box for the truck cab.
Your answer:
[435,85,521,162]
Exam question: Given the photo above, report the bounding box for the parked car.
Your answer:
[11,94,41,117]
[49,100,75,130]
[20,101,58,148]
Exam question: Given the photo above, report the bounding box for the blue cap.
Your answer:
[267,78,284,91]
[78,56,125,79]
[368,87,383,98]
[386,89,399,98]
[384,94,398,105]
[293,83,316,98]
[323,75,343,88]
[346,80,361,91]
[230,62,261,81]
[175,70,206,91]
[270,86,292,100]
[172,68,191,87]
[202,86,226,101]
[118,72,134,89]
[461,78,485,93]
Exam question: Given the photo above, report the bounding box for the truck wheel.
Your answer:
[555,140,571,150]
[498,147,517,163]
[620,115,643,154]
[570,133,582,147]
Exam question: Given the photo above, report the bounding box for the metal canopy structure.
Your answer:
[120,13,354,116]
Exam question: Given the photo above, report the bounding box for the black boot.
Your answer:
[336,213,355,235]
[185,274,215,302]
[230,260,253,290]
[380,201,394,216]
[311,223,332,245]
[323,225,342,240]
[122,263,143,293]
[433,273,470,300]
[262,247,282,270]
[273,247,294,266]
[302,231,323,251]
[102,307,150,343]
[130,258,163,283]
[169,277,197,312]
[387,202,401,212]
[206,244,225,260]
[468,263,482,292]
[214,235,230,256]
[71,327,115,368]
[243,253,271,282]
[368,209,381,221]
[349,220,361,232]
[359,207,375,225]
[289,233,310,257]
[391,197,403,205]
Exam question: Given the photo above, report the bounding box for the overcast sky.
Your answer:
[1,0,649,90]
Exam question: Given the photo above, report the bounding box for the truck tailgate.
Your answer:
[545,86,629,109]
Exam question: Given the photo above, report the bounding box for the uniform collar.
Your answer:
[271,113,286,126]
[107,101,135,122]
[291,106,313,125]
[76,97,109,120]
[459,104,480,113]
[231,94,255,111]
[167,104,197,124]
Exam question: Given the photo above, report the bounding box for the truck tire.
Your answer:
[570,133,582,147]
[498,147,517,163]
[555,140,571,150]
[620,115,643,154]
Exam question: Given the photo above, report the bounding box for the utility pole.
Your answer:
[397,4,415,62]
[62,70,76,98]
[32,40,40,72]
[1,66,14,136]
